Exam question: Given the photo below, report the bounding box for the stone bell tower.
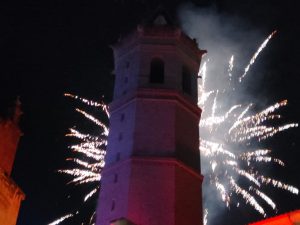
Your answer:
[96,12,206,225]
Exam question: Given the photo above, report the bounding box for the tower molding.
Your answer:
[109,88,201,119]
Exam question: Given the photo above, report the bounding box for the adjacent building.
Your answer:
[249,210,300,225]
[0,100,25,225]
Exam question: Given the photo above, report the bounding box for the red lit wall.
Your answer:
[0,120,21,176]
[249,210,300,225]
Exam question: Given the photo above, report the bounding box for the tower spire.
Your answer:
[145,6,176,26]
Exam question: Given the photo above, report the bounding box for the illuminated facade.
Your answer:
[249,210,300,225]
[0,101,25,225]
[96,13,206,225]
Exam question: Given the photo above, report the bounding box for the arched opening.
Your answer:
[182,66,192,95]
[150,58,164,84]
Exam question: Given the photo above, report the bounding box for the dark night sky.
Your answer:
[0,0,299,225]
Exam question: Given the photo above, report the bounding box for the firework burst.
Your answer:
[48,94,109,225]
[199,31,298,219]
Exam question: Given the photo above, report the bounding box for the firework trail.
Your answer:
[48,213,75,225]
[239,30,277,83]
[199,30,298,219]
[204,209,208,225]
[48,94,108,225]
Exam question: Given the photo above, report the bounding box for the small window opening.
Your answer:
[150,58,164,84]
[182,66,192,95]
[114,174,118,183]
[111,200,115,211]
[120,113,125,122]
[116,152,121,162]
[118,133,123,141]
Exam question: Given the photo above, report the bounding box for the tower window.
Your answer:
[120,113,125,122]
[150,58,164,84]
[118,133,123,141]
[116,152,121,162]
[114,174,118,183]
[111,200,115,211]
[182,66,192,95]
[124,76,128,83]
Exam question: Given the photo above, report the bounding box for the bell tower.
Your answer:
[96,13,206,225]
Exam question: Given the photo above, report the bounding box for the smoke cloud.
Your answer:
[178,3,269,92]
[178,3,274,225]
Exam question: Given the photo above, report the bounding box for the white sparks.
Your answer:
[250,187,276,210]
[239,30,277,82]
[52,94,109,224]
[84,188,99,202]
[48,214,73,225]
[203,209,208,225]
[228,55,234,81]
[199,31,298,221]
[230,178,266,216]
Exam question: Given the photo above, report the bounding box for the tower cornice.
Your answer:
[112,26,206,63]
[109,88,201,119]
[102,157,204,181]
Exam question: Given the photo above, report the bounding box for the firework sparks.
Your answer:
[49,94,108,224]
[48,213,74,225]
[199,30,298,220]
[239,30,277,82]
[249,187,276,210]
[204,209,208,225]
[228,55,234,81]
[230,178,266,216]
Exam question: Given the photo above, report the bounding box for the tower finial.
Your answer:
[142,5,177,27]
